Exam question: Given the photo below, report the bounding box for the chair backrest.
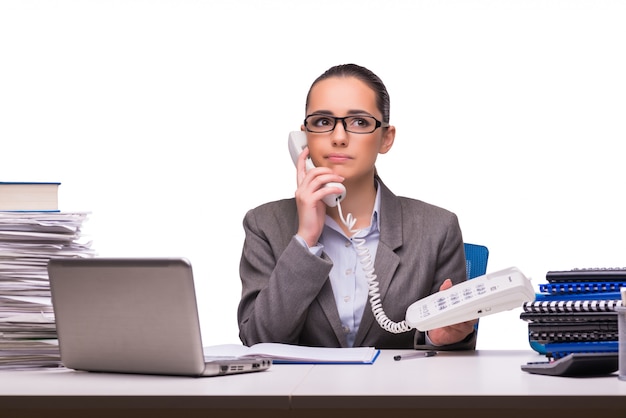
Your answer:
[463,243,489,334]
[464,243,489,280]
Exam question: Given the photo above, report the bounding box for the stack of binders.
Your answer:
[521,268,625,359]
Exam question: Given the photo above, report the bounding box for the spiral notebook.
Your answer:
[48,257,272,377]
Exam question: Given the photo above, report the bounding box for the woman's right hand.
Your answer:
[294,147,344,247]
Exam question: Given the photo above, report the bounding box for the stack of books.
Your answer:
[0,182,95,369]
[521,268,625,360]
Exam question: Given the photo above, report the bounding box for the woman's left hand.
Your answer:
[425,279,477,346]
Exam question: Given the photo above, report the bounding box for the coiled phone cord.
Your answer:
[336,201,413,334]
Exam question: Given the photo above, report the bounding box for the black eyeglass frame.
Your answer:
[303,114,389,134]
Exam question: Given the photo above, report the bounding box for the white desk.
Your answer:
[293,349,626,411]
[1,350,624,417]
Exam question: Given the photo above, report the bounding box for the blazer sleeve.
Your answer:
[237,201,334,346]
[414,329,477,351]
[412,212,477,351]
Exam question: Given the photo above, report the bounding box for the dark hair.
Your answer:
[305,64,391,124]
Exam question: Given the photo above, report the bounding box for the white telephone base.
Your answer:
[405,266,535,331]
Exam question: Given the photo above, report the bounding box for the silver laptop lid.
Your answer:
[48,257,209,376]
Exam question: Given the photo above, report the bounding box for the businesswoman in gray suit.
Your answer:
[238,64,476,350]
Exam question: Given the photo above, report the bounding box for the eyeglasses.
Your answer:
[304,114,388,134]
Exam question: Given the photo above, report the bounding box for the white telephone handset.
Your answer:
[288,131,346,207]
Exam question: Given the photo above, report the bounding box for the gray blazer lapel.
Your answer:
[316,278,348,347]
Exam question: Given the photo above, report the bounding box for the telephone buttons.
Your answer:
[450,293,461,305]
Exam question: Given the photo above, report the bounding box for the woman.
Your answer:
[237,64,476,349]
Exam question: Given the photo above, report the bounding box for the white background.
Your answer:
[1,0,625,350]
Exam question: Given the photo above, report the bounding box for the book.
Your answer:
[0,182,60,211]
[202,342,380,364]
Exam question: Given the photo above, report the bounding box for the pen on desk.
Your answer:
[394,351,438,361]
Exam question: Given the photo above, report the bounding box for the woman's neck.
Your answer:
[327,175,377,234]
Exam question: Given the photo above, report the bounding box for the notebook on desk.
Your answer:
[47,257,271,377]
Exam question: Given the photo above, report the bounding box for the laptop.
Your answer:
[47,257,271,377]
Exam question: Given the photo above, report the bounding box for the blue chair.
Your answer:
[464,243,489,280]
[464,243,489,333]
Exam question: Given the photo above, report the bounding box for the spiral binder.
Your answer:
[521,268,624,358]
[539,281,626,295]
[542,341,620,359]
[523,299,622,314]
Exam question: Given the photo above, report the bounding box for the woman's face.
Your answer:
[303,76,395,183]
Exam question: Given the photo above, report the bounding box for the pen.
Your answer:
[394,351,438,361]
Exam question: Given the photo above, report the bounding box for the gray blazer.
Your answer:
[237,177,476,350]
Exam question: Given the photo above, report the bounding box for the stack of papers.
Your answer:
[0,211,95,369]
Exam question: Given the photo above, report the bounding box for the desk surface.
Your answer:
[1,350,625,417]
